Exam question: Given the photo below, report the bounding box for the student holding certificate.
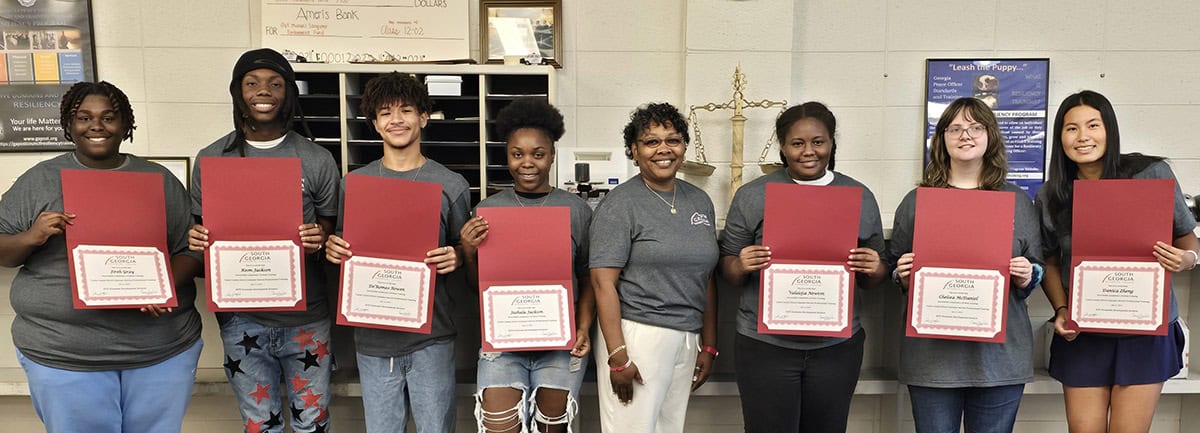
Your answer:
[0,82,202,433]
[887,97,1043,433]
[458,98,596,433]
[590,103,719,433]
[188,48,340,433]
[719,102,886,433]
[323,72,469,433]
[1036,90,1199,433]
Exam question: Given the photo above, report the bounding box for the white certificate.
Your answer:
[910,267,1006,339]
[340,256,430,330]
[208,240,303,309]
[482,284,572,350]
[72,245,172,306]
[1071,261,1166,332]
[760,264,850,334]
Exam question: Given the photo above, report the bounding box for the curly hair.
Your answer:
[359,72,433,123]
[60,81,135,143]
[622,102,689,159]
[495,97,564,144]
[922,97,1008,190]
[775,101,837,170]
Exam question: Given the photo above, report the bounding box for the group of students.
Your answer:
[0,46,1196,433]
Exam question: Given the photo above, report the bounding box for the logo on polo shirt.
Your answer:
[690,212,711,227]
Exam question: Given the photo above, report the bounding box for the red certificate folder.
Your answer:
[200,157,305,312]
[62,169,177,309]
[759,183,861,337]
[477,206,576,351]
[337,173,441,333]
[907,187,1014,343]
[1067,179,1174,335]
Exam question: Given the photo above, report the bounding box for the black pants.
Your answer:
[734,330,865,433]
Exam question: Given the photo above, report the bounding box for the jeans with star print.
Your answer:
[220,314,334,433]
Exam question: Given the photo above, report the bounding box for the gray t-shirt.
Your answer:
[589,177,719,333]
[1035,160,1196,324]
[720,170,885,350]
[475,188,592,297]
[1,153,201,371]
[338,159,471,356]
[191,131,341,327]
[886,182,1044,387]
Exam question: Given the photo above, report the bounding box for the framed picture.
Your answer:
[147,157,191,190]
[480,0,562,68]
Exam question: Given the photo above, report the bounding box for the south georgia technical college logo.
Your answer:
[690,212,711,227]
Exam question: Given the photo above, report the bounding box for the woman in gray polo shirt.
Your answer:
[886,97,1043,433]
[0,81,203,433]
[590,102,719,433]
[720,101,887,433]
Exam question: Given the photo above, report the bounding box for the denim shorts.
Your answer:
[1049,320,1184,387]
[476,350,588,398]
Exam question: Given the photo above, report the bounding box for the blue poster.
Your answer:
[0,0,97,152]
[924,59,1049,198]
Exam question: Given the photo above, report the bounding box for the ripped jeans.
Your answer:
[475,350,587,432]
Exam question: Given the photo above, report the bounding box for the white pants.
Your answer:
[594,319,700,433]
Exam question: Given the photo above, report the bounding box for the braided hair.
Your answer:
[60,81,135,142]
[225,48,311,156]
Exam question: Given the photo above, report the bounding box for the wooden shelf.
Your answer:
[283,64,555,205]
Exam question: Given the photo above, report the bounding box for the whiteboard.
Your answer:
[261,0,469,63]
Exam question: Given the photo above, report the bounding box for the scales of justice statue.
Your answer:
[681,65,788,202]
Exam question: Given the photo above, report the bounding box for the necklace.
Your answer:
[380,156,425,181]
[644,180,677,214]
[514,189,552,207]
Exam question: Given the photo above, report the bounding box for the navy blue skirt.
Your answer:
[1048,321,1184,387]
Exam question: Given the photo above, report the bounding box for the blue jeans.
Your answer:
[358,340,456,433]
[17,339,203,433]
[907,384,1025,433]
[219,315,333,433]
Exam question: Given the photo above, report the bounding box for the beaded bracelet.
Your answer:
[610,358,633,372]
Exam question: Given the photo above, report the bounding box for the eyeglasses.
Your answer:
[638,136,685,148]
[945,125,986,138]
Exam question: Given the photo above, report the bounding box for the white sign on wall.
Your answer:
[261,0,469,64]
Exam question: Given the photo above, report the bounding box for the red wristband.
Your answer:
[610,358,632,372]
[700,345,719,358]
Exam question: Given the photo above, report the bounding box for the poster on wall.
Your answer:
[261,0,469,64]
[924,59,1049,197]
[0,0,96,152]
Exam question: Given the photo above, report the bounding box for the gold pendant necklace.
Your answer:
[644,181,677,214]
